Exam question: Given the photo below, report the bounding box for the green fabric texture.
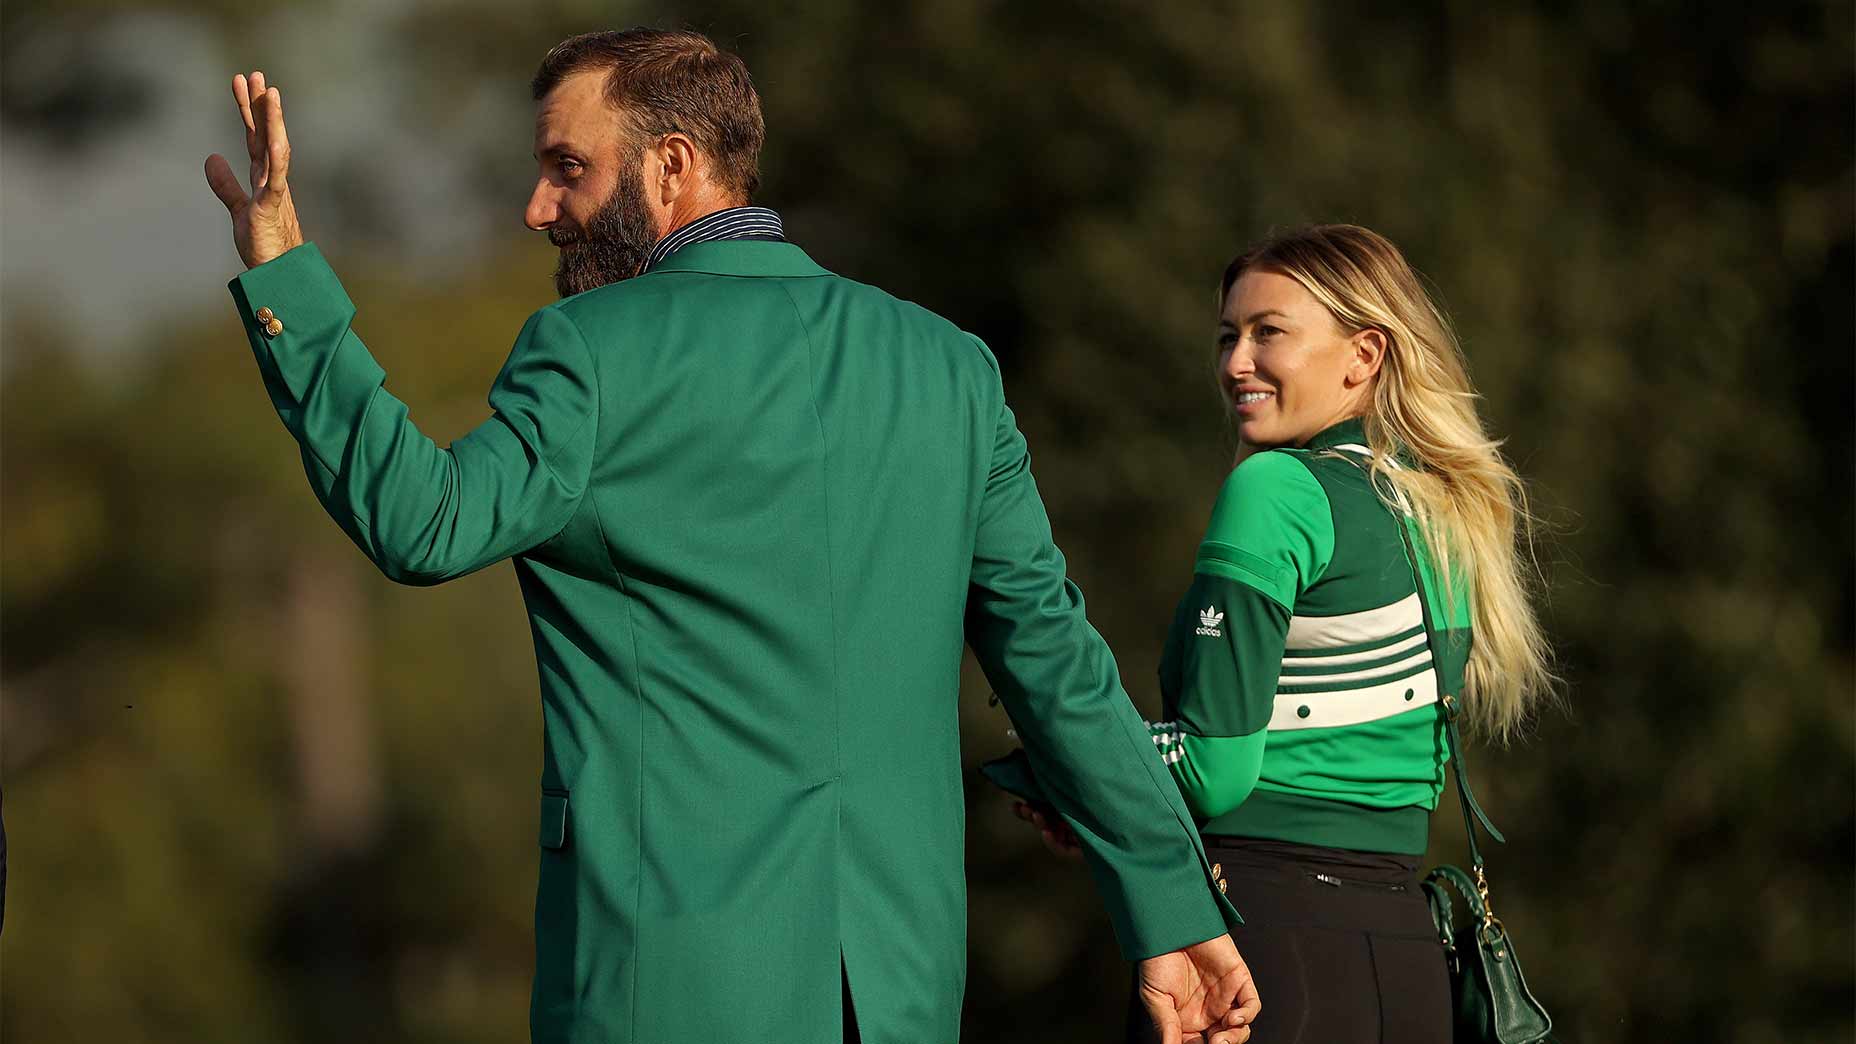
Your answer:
[1402,515,1475,695]
[1286,451,1417,618]
[1170,733,1267,820]
[231,240,1238,1044]
[1204,789,1433,854]
[1160,577,1288,739]
[1193,450,1334,610]
[232,253,597,584]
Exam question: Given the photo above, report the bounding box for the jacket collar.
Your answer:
[1301,416,1369,452]
[642,206,785,273]
[642,240,831,279]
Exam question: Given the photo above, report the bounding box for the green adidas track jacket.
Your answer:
[1149,417,1470,855]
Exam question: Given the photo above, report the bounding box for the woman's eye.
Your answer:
[1217,332,1238,348]
[1255,325,1280,339]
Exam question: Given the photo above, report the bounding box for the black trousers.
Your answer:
[1125,837,1449,1044]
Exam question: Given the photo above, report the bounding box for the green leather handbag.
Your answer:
[1422,694,1556,1044]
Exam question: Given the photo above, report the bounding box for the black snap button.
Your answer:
[1296,705,1310,719]
[1404,688,1415,701]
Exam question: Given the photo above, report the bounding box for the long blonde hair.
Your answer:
[1222,224,1554,740]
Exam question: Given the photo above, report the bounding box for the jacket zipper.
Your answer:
[1309,871,1409,893]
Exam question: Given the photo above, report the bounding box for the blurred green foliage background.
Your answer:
[2,1,1851,1041]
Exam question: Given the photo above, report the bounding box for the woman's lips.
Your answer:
[1232,390,1274,414]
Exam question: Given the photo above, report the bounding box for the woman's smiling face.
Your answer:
[1218,268,1383,449]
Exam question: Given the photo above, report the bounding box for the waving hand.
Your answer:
[204,71,305,269]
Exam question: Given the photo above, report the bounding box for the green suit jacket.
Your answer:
[230,239,1238,1044]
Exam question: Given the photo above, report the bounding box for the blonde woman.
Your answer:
[1018,224,1552,1041]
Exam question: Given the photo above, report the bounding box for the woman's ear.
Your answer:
[1347,328,1388,387]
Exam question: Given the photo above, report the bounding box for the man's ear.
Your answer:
[1347,328,1388,387]
[655,132,699,206]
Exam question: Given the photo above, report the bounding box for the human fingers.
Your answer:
[1196,943,1260,1032]
[1196,1013,1250,1044]
[1146,997,1182,1044]
[1220,1000,1252,1028]
[1012,801,1037,824]
[260,86,290,192]
[1045,815,1080,851]
[234,73,264,189]
[234,73,256,135]
[1226,973,1261,1029]
[1025,809,1070,844]
[1029,821,1068,858]
[1041,815,1083,856]
[248,75,271,158]
[248,72,271,188]
[204,153,250,214]
[1026,807,1059,837]
[1027,807,1066,836]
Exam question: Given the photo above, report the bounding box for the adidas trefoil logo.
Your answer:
[1195,606,1225,638]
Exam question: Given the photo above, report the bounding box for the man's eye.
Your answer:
[559,160,583,176]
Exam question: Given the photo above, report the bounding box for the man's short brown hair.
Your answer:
[532,29,765,200]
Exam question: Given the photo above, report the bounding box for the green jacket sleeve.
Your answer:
[1152,452,1333,818]
[961,337,1241,960]
[1151,581,1285,818]
[228,243,597,585]
[1157,731,1268,820]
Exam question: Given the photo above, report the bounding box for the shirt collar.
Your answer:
[643,206,785,273]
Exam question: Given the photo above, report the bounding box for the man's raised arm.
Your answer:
[206,73,595,584]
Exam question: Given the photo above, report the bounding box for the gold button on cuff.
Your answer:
[265,318,284,337]
[255,307,274,322]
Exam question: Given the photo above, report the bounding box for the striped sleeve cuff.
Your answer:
[1149,720,1186,765]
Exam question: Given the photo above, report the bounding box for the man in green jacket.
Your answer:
[204,29,1258,1044]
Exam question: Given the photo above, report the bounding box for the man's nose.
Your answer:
[525,179,559,232]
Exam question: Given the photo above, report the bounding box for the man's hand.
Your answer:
[1138,933,1261,1044]
[205,71,305,269]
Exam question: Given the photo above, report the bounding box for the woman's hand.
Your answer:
[1012,800,1084,860]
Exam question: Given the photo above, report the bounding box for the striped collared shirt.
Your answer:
[643,206,785,273]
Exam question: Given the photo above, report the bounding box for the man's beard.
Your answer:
[550,162,658,298]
